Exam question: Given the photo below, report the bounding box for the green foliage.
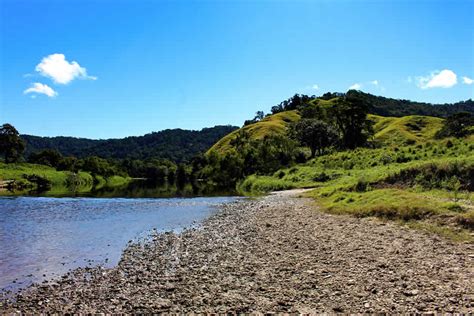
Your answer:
[384,159,474,191]
[435,112,474,139]
[345,90,474,118]
[209,111,300,154]
[270,94,315,114]
[291,119,339,157]
[237,175,295,194]
[0,161,130,196]
[328,96,373,149]
[80,156,124,177]
[28,149,63,167]
[23,174,52,191]
[196,133,300,188]
[0,123,26,163]
[238,135,474,240]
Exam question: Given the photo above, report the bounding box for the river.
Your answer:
[0,196,240,291]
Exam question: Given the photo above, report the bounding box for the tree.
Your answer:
[28,149,63,167]
[0,123,25,163]
[292,119,339,157]
[327,97,373,149]
[436,112,474,138]
[254,111,265,121]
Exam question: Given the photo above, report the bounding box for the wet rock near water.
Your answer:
[1,190,473,313]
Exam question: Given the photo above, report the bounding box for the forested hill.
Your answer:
[22,125,238,162]
[346,91,474,117]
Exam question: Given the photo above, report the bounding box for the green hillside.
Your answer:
[238,138,474,241]
[209,107,445,155]
[22,125,238,163]
[207,110,300,154]
[370,114,444,145]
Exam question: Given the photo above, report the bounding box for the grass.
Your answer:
[237,175,296,195]
[238,135,474,242]
[370,114,444,145]
[0,162,74,186]
[207,110,300,154]
[0,162,130,196]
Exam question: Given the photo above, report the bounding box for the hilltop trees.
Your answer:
[0,123,25,163]
[271,94,315,114]
[295,95,373,152]
[292,119,339,157]
[328,95,373,149]
[436,112,474,139]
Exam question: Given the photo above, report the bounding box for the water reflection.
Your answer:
[1,179,236,198]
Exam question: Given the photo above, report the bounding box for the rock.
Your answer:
[1,191,472,313]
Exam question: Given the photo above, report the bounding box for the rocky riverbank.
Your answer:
[1,190,473,313]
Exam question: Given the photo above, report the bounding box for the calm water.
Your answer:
[0,196,240,291]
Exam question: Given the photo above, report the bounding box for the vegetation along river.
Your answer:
[0,196,240,292]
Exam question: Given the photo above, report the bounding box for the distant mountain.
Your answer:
[22,125,239,162]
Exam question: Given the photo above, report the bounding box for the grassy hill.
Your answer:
[206,95,473,241]
[209,107,445,155]
[370,114,444,145]
[238,137,474,241]
[207,111,300,154]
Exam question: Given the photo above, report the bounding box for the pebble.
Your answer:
[1,190,473,313]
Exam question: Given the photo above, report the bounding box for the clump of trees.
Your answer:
[0,123,25,163]
[292,119,339,157]
[271,94,316,114]
[244,111,265,126]
[190,132,300,188]
[293,92,373,154]
[436,112,474,139]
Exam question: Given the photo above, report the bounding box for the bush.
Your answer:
[23,174,52,191]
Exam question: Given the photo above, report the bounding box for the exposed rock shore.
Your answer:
[1,190,473,313]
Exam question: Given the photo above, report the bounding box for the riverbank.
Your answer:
[1,190,473,313]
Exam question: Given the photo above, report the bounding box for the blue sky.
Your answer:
[1,0,473,139]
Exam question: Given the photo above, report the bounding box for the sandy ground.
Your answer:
[1,190,473,313]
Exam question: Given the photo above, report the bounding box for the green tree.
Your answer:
[328,97,373,149]
[436,112,474,138]
[293,119,339,157]
[254,111,265,121]
[28,149,63,167]
[0,123,26,163]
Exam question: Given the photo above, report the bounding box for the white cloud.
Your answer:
[349,83,362,90]
[462,76,473,85]
[23,82,58,97]
[416,69,457,89]
[312,84,319,90]
[370,80,379,86]
[35,53,96,84]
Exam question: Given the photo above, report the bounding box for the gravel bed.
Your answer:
[1,190,473,313]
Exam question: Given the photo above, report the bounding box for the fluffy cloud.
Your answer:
[463,76,473,85]
[312,84,319,90]
[23,82,58,97]
[370,80,379,86]
[349,83,361,90]
[35,53,96,84]
[416,69,457,89]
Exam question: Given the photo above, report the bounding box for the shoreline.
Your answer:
[1,190,473,313]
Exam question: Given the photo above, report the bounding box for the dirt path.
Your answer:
[2,190,473,313]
